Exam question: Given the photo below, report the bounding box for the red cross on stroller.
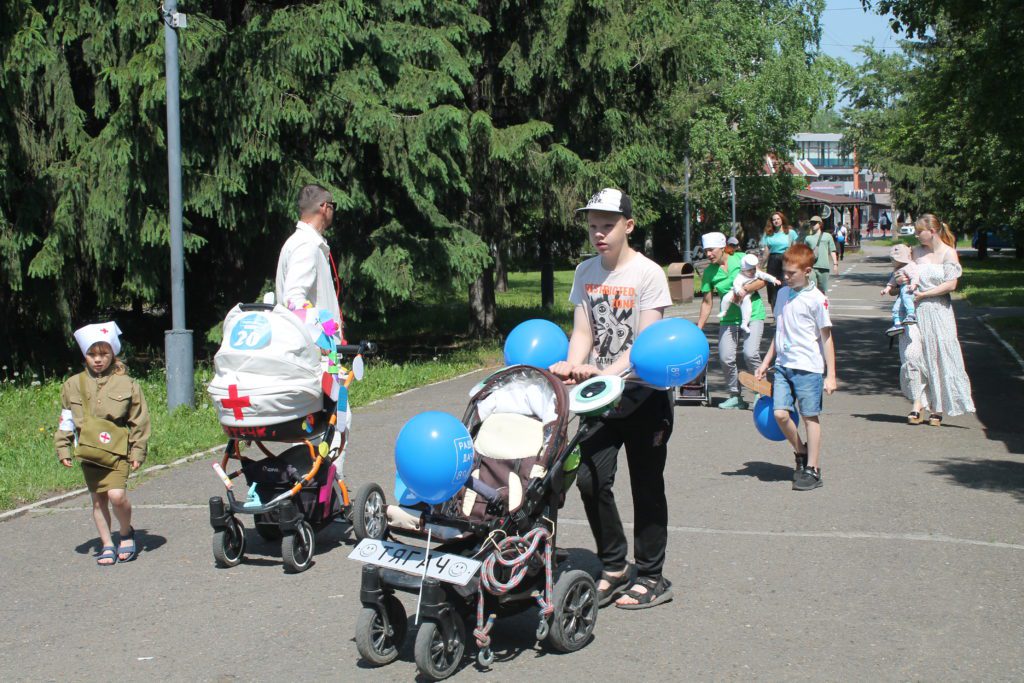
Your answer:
[206,302,388,573]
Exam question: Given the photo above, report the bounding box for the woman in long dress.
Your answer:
[897,214,975,426]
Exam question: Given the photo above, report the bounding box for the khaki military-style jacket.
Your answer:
[54,368,151,464]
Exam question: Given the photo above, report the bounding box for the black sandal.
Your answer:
[615,575,674,610]
[598,565,635,607]
[907,411,924,425]
[928,413,943,427]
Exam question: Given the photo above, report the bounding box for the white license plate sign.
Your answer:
[348,538,481,586]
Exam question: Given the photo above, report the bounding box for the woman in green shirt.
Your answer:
[697,232,768,410]
[759,211,797,307]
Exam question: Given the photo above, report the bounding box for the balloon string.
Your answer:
[414,527,432,625]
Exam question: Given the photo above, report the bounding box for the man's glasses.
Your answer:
[322,201,337,211]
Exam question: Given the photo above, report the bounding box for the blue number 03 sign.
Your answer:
[230,314,272,350]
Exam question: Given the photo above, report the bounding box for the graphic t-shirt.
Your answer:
[761,230,797,254]
[699,252,766,326]
[772,285,833,373]
[569,253,672,370]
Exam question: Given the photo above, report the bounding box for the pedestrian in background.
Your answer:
[835,223,847,261]
[804,216,839,294]
[698,231,768,410]
[759,211,797,308]
[55,323,151,565]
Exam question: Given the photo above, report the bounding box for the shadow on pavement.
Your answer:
[925,458,1024,503]
[75,529,167,556]
[721,461,794,482]
[850,412,969,429]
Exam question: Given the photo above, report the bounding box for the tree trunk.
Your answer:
[540,226,554,309]
[468,267,496,338]
[493,242,508,293]
[977,230,988,260]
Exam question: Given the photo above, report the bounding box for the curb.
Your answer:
[0,444,225,524]
[978,315,1024,376]
[0,367,494,524]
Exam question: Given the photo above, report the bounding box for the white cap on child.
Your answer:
[741,253,760,270]
[74,321,123,357]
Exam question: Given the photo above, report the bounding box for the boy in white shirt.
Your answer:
[717,253,780,333]
[755,243,837,490]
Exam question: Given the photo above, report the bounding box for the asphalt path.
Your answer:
[2,245,1023,681]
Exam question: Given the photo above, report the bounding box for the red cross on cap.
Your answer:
[220,384,252,420]
[100,328,109,334]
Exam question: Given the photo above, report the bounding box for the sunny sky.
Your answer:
[818,0,901,66]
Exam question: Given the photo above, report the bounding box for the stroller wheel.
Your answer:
[281,520,315,573]
[351,483,388,541]
[355,595,407,666]
[545,570,598,653]
[212,517,246,568]
[414,616,465,681]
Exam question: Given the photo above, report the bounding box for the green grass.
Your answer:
[0,270,582,510]
[960,257,1024,308]
[868,236,918,247]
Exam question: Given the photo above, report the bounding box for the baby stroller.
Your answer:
[206,302,387,573]
[351,364,627,680]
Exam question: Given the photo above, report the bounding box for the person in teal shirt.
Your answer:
[759,211,797,307]
[804,216,839,294]
[697,231,768,410]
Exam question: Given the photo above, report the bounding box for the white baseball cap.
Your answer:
[576,188,633,218]
[701,232,727,249]
[727,236,740,247]
[741,253,760,270]
[74,321,123,357]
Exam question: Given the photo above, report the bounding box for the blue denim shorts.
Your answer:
[772,365,824,417]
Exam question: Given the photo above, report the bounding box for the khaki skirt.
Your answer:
[81,459,130,493]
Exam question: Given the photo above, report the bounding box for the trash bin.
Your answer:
[667,262,695,303]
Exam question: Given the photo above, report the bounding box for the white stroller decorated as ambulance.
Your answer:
[206,301,387,573]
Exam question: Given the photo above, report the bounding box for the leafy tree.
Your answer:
[845,0,1024,246]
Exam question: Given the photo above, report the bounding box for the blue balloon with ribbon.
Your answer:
[503,319,569,369]
[630,318,709,387]
[752,395,799,441]
[394,411,476,505]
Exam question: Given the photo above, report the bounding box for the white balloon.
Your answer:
[352,355,365,381]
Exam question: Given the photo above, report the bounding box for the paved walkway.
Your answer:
[2,247,1022,681]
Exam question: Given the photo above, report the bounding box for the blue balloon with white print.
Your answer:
[394,411,475,505]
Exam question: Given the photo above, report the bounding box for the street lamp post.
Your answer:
[162,0,194,409]
[683,156,692,263]
[730,174,737,238]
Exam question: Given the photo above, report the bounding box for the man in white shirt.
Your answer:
[275,184,341,325]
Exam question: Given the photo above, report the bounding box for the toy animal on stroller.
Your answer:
[206,302,388,573]
[350,364,636,680]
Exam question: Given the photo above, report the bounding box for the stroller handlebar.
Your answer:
[338,340,377,356]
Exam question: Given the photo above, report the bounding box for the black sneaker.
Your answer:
[793,466,822,491]
[794,453,807,480]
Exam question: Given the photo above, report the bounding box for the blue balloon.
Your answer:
[752,395,799,441]
[631,318,710,387]
[503,319,569,369]
[394,411,476,504]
